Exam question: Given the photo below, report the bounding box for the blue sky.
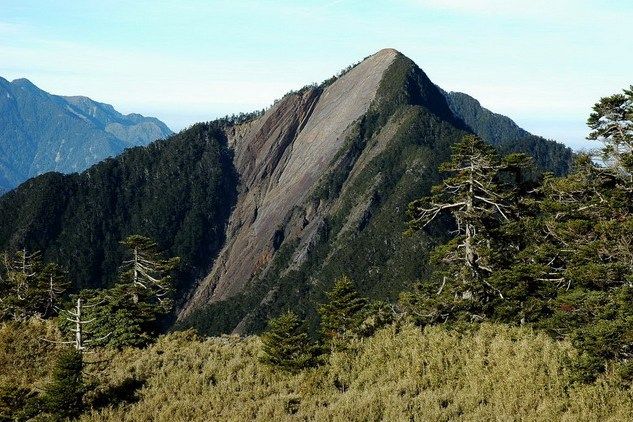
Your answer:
[1,0,631,149]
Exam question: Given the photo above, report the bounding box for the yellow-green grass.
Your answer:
[78,323,633,421]
[2,320,631,421]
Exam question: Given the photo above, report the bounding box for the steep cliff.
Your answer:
[179,50,571,334]
[178,51,476,332]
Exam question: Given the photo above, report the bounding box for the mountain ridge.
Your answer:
[177,49,571,333]
[0,76,172,192]
[0,49,572,335]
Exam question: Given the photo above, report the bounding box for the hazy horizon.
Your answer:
[2,0,631,150]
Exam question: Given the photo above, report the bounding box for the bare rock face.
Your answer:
[180,49,397,318]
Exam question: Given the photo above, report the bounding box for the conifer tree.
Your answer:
[0,249,68,320]
[43,348,84,419]
[406,135,527,304]
[119,235,180,309]
[318,276,368,344]
[481,89,633,379]
[259,310,315,372]
[83,285,153,348]
[80,235,180,348]
[38,262,70,318]
[0,249,42,320]
[587,85,633,182]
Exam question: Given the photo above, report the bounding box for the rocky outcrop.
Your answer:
[180,49,398,318]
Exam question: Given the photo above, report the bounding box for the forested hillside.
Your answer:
[0,122,237,293]
[445,91,573,175]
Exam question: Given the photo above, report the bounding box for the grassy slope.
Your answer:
[2,320,631,420]
[76,324,633,421]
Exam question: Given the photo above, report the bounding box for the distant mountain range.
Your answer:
[0,50,573,336]
[0,77,173,192]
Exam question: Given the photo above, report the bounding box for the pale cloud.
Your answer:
[405,0,633,28]
[0,21,23,35]
[408,0,589,18]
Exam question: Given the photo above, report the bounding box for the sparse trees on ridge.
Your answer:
[0,248,68,321]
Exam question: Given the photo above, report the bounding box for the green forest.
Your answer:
[0,85,631,420]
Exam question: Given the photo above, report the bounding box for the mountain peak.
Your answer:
[373,48,401,57]
[11,78,37,89]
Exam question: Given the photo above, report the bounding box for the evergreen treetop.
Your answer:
[259,310,316,372]
[318,275,368,342]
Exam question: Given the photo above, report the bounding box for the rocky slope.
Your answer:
[178,50,571,333]
[182,49,399,311]
[0,77,172,192]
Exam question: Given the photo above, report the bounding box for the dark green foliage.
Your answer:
[444,91,530,144]
[402,86,633,382]
[405,135,531,319]
[318,276,368,345]
[0,249,68,321]
[80,285,155,349]
[259,311,316,372]
[118,235,180,312]
[43,348,84,420]
[496,135,572,176]
[403,149,633,376]
[0,122,238,296]
[0,384,42,421]
[587,85,633,179]
[79,235,180,348]
[445,91,572,176]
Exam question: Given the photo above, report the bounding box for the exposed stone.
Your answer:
[179,49,398,319]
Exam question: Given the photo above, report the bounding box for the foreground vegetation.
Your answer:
[2,319,632,421]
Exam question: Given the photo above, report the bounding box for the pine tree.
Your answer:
[406,135,528,305]
[43,348,84,419]
[37,262,70,318]
[83,285,154,349]
[587,85,633,182]
[119,235,180,310]
[0,249,42,320]
[78,235,180,349]
[0,249,68,321]
[482,89,633,379]
[318,276,368,344]
[259,311,315,372]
